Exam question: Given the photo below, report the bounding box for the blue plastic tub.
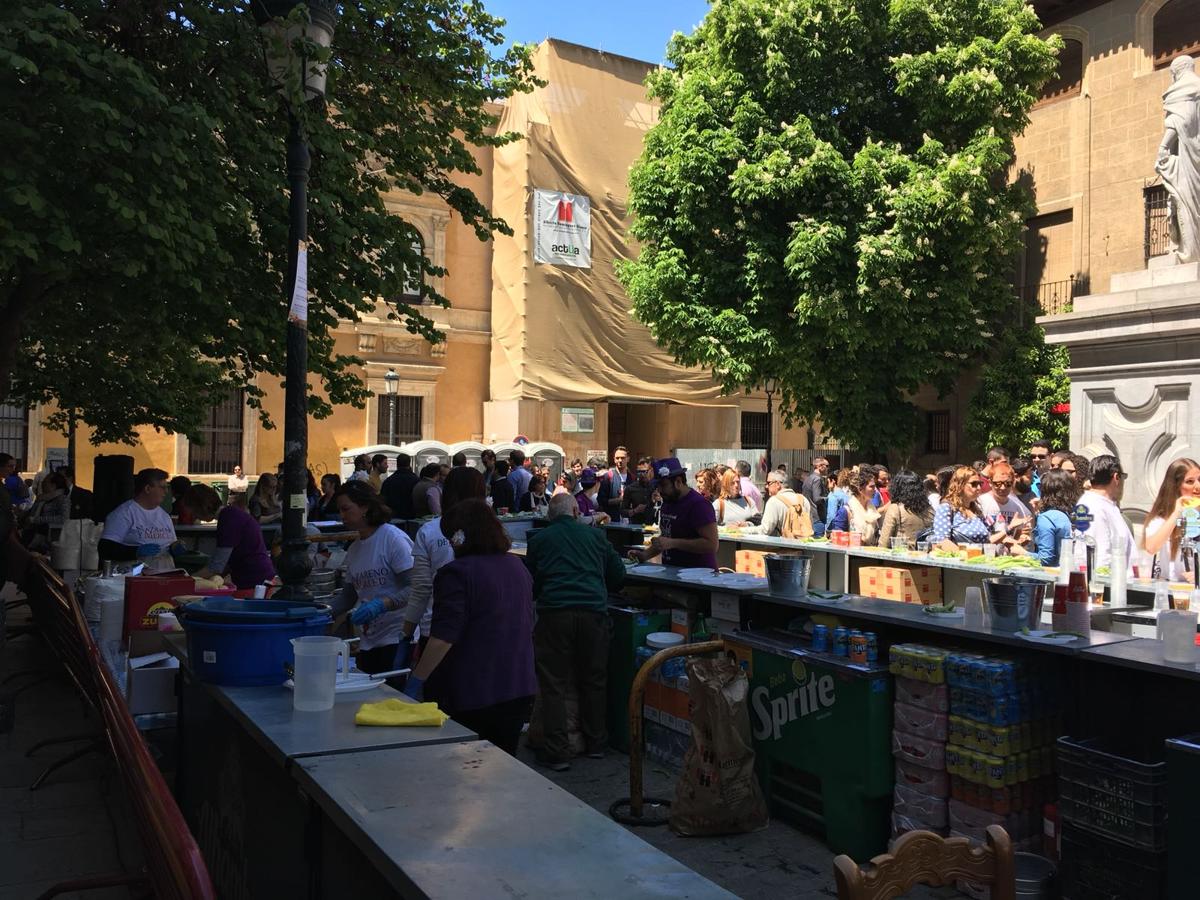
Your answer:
[181,612,332,686]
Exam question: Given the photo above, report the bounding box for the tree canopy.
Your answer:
[618,0,1060,452]
[0,1,537,444]
[966,319,1070,456]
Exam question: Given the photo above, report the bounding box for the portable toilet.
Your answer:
[526,441,566,483]
[448,441,488,471]
[339,444,405,480]
[402,440,451,471]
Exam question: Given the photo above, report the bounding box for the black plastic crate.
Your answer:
[1057,736,1168,851]
[1059,822,1167,900]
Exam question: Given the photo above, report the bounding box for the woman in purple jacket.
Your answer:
[404,499,535,754]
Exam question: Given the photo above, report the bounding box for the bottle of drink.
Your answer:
[1154,578,1170,612]
[1109,542,1128,608]
[692,615,711,643]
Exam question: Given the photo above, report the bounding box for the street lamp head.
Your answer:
[252,0,338,100]
[384,368,399,396]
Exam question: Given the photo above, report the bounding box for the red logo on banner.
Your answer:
[556,200,573,223]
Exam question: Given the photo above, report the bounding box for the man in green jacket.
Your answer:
[526,492,626,770]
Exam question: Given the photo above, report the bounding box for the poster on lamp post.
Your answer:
[533,189,591,268]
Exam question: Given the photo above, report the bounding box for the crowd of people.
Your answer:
[15,434,1200,768]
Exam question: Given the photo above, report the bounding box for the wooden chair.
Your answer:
[833,825,1015,900]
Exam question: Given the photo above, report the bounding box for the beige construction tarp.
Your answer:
[489,40,728,406]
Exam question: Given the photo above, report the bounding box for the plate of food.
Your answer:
[922,603,964,618]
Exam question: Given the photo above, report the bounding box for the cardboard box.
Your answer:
[858,566,943,605]
[123,574,195,637]
[709,592,741,623]
[125,631,179,715]
[735,550,768,576]
[670,608,697,637]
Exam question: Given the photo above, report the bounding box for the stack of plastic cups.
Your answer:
[1109,543,1128,608]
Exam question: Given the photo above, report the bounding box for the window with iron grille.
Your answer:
[1145,183,1170,263]
[0,402,29,470]
[926,411,950,455]
[188,389,244,475]
[741,411,770,448]
[378,395,423,445]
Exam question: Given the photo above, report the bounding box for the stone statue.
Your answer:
[1156,55,1200,264]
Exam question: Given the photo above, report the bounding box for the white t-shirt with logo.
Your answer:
[101,500,177,548]
[342,523,415,650]
[978,492,1031,531]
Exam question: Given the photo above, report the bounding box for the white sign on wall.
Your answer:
[533,189,591,268]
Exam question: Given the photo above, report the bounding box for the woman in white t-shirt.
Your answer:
[336,480,415,679]
[1141,457,1200,581]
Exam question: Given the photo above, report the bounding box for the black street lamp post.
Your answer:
[252,0,338,599]
[763,378,778,474]
[384,368,400,445]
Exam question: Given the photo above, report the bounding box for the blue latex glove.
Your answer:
[136,543,162,558]
[350,597,388,626]
[403,675,425,702]
[168,542,186,558]
[393,640,413,671]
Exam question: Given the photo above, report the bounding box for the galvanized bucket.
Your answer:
[982,577,1049,632]
[764,553,811,598]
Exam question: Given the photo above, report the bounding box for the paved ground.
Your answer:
[0,594,143,900]
[513,743,960,899]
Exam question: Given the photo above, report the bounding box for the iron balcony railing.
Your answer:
[1018,275,1083,316]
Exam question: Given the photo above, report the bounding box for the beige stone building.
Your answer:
[7,40,816,489]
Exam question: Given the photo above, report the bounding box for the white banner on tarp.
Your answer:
[533,189,591,268]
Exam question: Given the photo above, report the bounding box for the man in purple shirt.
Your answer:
[628,457,718,570]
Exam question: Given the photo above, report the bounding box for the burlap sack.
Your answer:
[669,655,769,836]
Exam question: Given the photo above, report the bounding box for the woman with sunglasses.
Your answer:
[930,466,991,550]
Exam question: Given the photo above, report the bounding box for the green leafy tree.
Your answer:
[618,0,1059,453]
[966,321,1070,455]
[0,1,536,444]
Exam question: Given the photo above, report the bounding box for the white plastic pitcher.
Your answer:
[291,636,349,711]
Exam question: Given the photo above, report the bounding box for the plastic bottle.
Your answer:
[1109,542,1128,608]
[1154,578,1170,612]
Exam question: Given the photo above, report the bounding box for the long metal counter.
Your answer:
[165,635,730,900]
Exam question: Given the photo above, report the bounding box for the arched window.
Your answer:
[401,237,425,305]
[1036,38,1083,106]
[1154,0,1200,69]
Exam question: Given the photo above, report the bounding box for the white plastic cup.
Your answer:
[291,636,349,711]
[1160,610,1199,664]
[253,583,267,599]
[963,587,986,629]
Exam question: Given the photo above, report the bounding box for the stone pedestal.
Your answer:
[1040,266,1200,524]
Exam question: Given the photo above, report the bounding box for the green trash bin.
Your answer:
[726,629,893,860]
[607,605,670,753]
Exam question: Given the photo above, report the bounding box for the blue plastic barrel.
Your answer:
[181,611,332,686]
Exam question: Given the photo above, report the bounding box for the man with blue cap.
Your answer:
[628,458,718,570]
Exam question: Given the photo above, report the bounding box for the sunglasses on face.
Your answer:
[968,480,982,487]
[1031,453,1048,459]
[991,480,1013,487]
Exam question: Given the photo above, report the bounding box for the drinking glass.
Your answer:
[916,541,931,555]
[891,537,908,555]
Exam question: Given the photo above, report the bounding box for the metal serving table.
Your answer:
[294,741,736,900]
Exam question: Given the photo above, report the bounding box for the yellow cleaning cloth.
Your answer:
[355,698,449,727]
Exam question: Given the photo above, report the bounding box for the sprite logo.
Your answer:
[750,659,836,741]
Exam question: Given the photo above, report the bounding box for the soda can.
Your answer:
[812,624,829,652]
[849,632,868,664]
[833,626,849,657]
[865,632,878,662]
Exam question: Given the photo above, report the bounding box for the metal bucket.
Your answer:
[982,577,1049,632]
[764,553,811,598]
[1014,852,1057,898]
